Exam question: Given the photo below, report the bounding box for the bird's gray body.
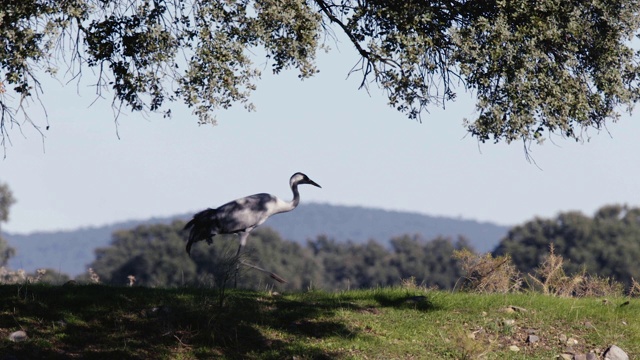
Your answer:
[215,193,287,233]
[184,173,321,258]
[184,193,287,254]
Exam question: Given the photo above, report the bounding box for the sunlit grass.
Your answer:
[0,284,638,359]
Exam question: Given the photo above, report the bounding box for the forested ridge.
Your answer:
[3,204,640,292]
[3,203,509,277]
[86,204,640,291]
[90,223,471,290]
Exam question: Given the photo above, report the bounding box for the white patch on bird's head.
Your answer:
[290,172,307,186]
[290,172,321,188]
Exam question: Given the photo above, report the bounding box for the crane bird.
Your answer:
[184,172,321,283]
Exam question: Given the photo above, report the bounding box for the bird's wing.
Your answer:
[215,193,278,233]
[183,208,219,255]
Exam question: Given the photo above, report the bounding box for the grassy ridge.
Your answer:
[0,284,638,359]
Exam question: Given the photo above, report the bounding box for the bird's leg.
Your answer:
[233,231,288,285]
[240,262,288,284]
[234,243,243,288]
[234,232,249,288]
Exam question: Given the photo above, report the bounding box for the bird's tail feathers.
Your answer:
[184,208,218,255]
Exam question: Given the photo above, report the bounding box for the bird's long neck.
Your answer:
[290,183,301,209]
[270,180,303,216]
[275,182,301,214]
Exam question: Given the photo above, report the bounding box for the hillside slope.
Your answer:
[3,203,510,277]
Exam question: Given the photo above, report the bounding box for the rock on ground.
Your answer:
[604,345,629,360]
[8,330,27,342]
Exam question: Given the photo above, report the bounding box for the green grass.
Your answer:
[0,284,638,359]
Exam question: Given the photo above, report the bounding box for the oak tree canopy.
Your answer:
[1,0,639,148]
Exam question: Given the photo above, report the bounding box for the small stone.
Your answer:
[8,330,27,342]
[53,320,67,328]
[558,334,568,343]
[574,354,587,360]
[586,354,599,360]
[509,345,520,352]
[509,305,528,312]
[502,319,515,326]
[604,345,629,360]
[566,337,579,345]
[558,354,572,360]
[405,295,427,303]
[141,305,171,319]
[500,305,528,313]
[527,334,540,343]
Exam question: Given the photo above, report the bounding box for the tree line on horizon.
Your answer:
[84,204,640,291]
[89,223,471,291]
[2,181,640,291]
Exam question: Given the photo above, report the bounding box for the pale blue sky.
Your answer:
[2,43,639,234]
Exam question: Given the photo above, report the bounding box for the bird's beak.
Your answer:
[307,179,321,188]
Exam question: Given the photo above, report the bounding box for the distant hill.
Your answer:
[3,203,510,277]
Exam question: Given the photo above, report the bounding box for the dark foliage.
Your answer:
[494,204,640,288]
[2,0,640,149]
[89,222,473,290]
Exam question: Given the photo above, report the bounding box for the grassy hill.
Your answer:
[0,284,637,359]
[3,203,510,277]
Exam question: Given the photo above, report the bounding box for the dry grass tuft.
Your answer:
[453,249,522,293]
[455,244,625,298]
[526,244,623,297]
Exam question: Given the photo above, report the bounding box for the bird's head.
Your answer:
[291,172,321,188]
